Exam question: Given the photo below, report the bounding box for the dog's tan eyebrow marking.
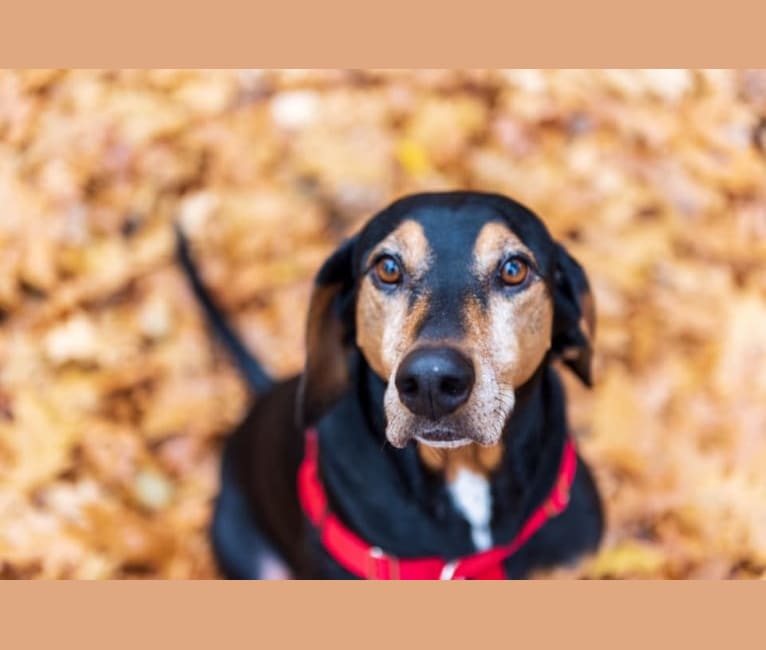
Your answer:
[472,222,536,277]
[365,220,431,276]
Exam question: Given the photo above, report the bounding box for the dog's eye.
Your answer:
[500,257,529,286]
[374,256,403,285]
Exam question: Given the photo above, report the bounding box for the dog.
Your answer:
[177,190,604,579]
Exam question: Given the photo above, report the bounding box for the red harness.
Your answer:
[297,428,577,580]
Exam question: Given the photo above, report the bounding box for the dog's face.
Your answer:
[299,192,594,449]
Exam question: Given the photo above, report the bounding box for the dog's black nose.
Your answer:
[395,347,475,420]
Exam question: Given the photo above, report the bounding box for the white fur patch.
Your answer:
[259,553,292,580]
[447,468,493,551]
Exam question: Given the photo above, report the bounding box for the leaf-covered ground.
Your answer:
[1,70,765,579]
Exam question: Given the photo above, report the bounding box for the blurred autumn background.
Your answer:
[1,69,765,579]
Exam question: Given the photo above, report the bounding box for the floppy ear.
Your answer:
[551,243,596,387]
[297,236,358,427]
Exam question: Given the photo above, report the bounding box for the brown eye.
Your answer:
[500,257,529,286]
[375,255,403,285]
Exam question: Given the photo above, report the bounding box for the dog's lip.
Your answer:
[415,435,472,449]
[413,428,473,448]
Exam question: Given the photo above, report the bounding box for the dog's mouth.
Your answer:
[414,429,473,448]
[401,418,484,448]
[385,411,509,449]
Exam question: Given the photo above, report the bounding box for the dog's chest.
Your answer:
[417,442,503,551]
[446,467,493,550]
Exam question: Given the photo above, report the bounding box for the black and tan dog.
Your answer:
[177,191,604,579]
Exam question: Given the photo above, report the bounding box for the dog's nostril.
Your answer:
[399,377,419,397]
[439,376,465,397]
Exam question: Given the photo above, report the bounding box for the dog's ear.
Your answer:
[551,243,596,386]
[297,236,358,428]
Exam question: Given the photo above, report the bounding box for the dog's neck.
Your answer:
[315,351,568,558]
[353,351,562,509]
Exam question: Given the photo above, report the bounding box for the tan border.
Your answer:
[4,0,766,644]
[3,582,764,647]
[1,1,765,65]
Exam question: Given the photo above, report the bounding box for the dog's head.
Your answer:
[298,191,595,449]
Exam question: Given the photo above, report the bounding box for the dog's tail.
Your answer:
[174,224,274,394]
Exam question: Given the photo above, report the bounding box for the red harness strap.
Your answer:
[297,428,577,580]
